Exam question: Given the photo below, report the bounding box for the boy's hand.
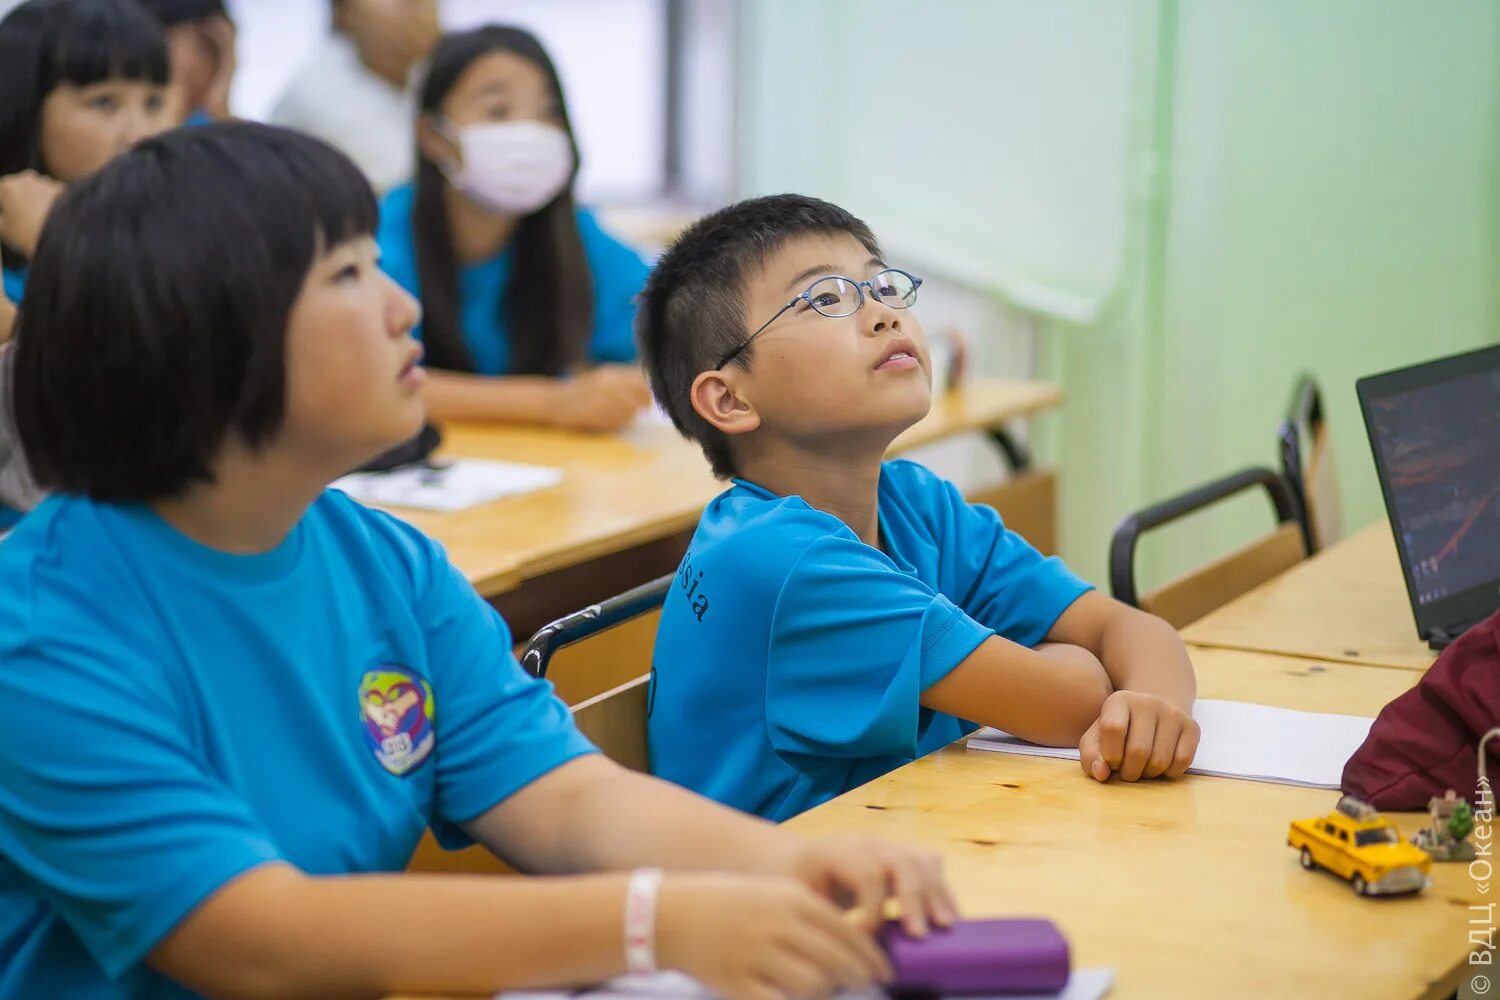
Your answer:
[200,16,238,120]
[790,835,958,937]
[656,872,892,1000]
[1078,690,1199,782]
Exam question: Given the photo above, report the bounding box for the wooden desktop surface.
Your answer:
[391,648,1466,999]
[380,379,1063,599]
[1181,522,1436,672]
[783,646,1466,1000]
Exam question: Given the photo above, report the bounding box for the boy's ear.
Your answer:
[690,370,760,437]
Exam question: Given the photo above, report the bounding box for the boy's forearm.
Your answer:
[922,638,1112,748]
[1096,610,1196,711]
[150,863,632,1000]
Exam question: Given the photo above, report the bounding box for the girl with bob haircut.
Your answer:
[0,122,955,1000]
[0,0,175,301]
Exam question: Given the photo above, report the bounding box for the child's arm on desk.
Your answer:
[920,638,1113,749]
[1047,591,1199,783]
[151,755,955,1000]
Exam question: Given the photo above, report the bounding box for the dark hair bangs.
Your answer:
[45,1,169,90]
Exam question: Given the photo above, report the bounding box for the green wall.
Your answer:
[735,0,1500,586]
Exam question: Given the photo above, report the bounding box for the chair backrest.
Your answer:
[1110,467,1307,629]
[520,574,672,680]
[1279,375,1344,553]
[570,674,651,772]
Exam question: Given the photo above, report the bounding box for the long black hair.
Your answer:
[0,0,168,273]
[412,26,592,376]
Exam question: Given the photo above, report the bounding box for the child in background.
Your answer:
[0,125,954,1000]
[0,0,174,297]
[0,0,175,527]
[271,0,440,192]
[638,195,1200,820]
[378,26,653,431]
[135,0,237,124]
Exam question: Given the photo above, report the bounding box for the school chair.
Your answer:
[521,574,671,705]
[1278,374,1344,554]
[520,574,671,771]
[967,427,1058,555]
[1109,467,1306,629]
[406,577,669,876]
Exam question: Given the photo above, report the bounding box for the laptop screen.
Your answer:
[1361,360,1500,614]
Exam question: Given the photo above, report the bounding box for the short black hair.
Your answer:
[635,194,882,479]
[134,0,228,27]
[0,0,169,178]
[14,122,377,502]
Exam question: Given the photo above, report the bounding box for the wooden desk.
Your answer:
[394,650,1464,1000]
[381,378,1063,603]
[1181,522,1435,672]
[785,647,1468,999]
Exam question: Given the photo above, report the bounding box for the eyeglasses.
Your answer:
[714,268,924,370]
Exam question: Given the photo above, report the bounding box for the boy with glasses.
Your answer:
[637,194,1200,820]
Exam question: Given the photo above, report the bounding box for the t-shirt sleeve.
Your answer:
[927,468,1093,646]
[580,213,651,365]
[764,533,994,762]
[0,635,282,978]
[413,546,597,845]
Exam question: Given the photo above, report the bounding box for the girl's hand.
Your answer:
[0,171,64,258]
[656,872,891,1000]
[791,835,958,937]
[550,365,653,433]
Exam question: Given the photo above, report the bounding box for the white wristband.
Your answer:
[624,868,664,974]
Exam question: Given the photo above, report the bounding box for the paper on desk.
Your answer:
[332,458,561,512]
[967,698,1372,790]
[498,967,1114,1000]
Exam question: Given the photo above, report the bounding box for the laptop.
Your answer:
[1357,344,1500,650]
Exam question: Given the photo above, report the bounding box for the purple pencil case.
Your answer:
[878,918,1071,995]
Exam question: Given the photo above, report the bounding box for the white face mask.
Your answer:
[440,119,575,215]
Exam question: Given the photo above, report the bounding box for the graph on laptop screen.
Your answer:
[1365,368,1500,607]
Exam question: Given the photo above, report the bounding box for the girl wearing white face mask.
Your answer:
[376,26,653,432]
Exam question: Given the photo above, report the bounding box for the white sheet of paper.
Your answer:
[332,458,562,512]
[967,698,1373,789]
[498,967,1114,1000]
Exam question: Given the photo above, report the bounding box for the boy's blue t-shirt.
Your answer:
[648,459,1093,821]
[0,490,595,998]
[376,184,650,376]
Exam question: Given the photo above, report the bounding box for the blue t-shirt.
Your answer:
[0,490,595,998]
[376,184,649,376]
[1,266,23,305]
[648,459,1092,821]
[0,266,29,528]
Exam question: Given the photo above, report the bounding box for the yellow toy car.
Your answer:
[1288,798,1432,896]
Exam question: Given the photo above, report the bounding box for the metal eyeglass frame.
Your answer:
[713,268,924,370]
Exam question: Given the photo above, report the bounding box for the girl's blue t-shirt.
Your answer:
[0,489,595,997]
[2,266,24,305]
[376,184,650,376]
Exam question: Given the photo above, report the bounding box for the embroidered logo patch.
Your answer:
[359,667,436,776]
